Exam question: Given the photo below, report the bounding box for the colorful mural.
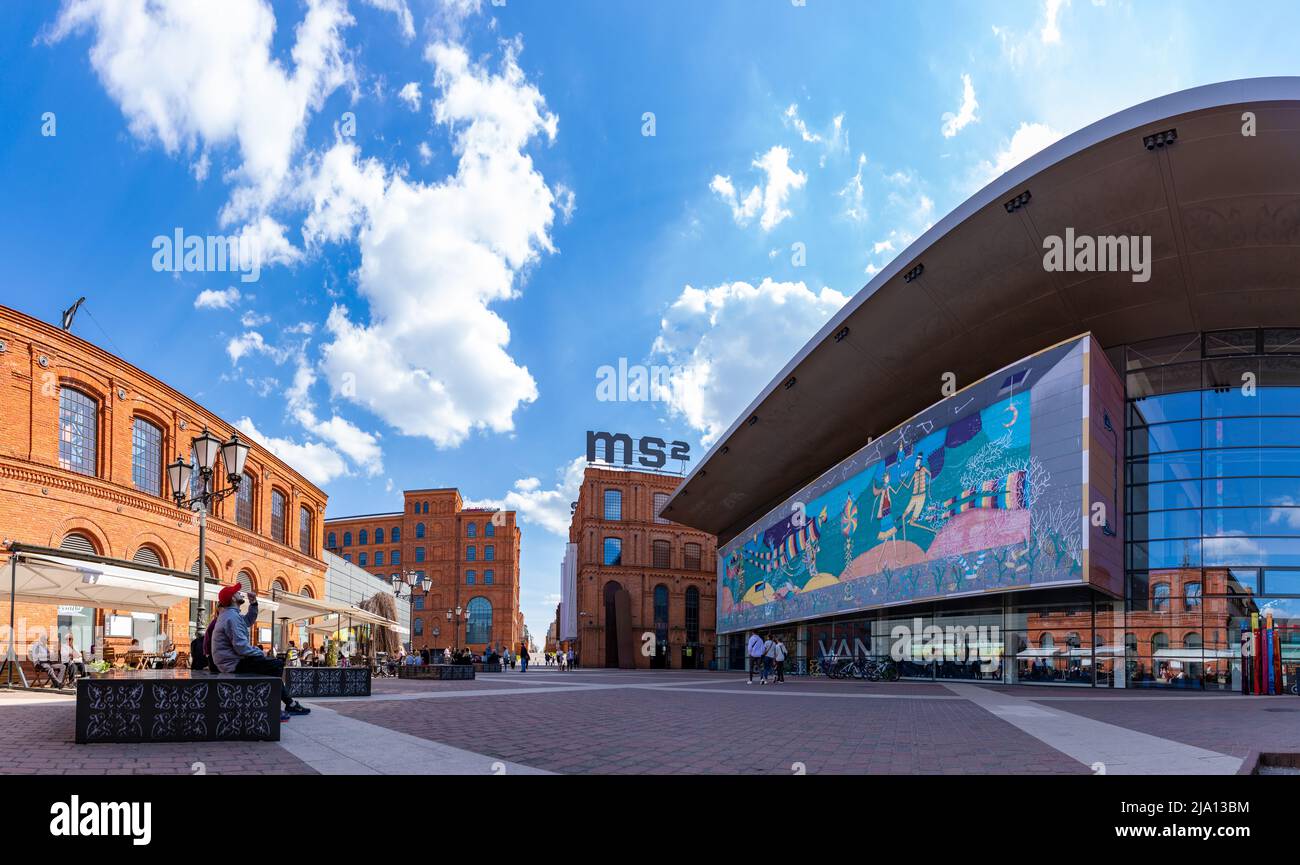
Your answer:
[718,364,1087,634]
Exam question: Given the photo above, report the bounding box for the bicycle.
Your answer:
[857,658,900,682]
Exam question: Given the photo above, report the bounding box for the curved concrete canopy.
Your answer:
[663,77,1300,544]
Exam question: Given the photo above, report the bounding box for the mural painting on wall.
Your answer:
[718,369,1086,633]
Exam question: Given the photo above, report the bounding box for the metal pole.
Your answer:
[6,554,16,688]
[196,503,208,633]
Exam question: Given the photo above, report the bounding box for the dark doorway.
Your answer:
[603,580,626,668]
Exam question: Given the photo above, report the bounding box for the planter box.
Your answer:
[398,664,475,680]
[284,666,372,698]
[76,670,280,743]
[475,662,503,673]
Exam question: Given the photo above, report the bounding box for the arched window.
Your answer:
[236,571,254,592]
[375,527,384,544]
[416,523,425,539]
[685,586,700,644]
[466,570,476,585]
[391,549,400,565]
[236,471,254,529]
[484,545,494,561]
[1152,583,1170,611]
[59,387,99,476]
[60,532,98,555]
[467,522,477,538]
[422,502,428,514]
[299,506,312,555]
[654,492,670,524]
[131,417,163,495]
[1039,633,1055,649]
[272,578,288,593]
[132,546,162,567]
[466,597,492,644]
[271,490,287,544]
[484,569,494,585]
[485,521,495,537]
[343,531,352,547]
[1151,632,1169,653]
[375,550,385,566]
[359,529,368,545]
[391,526,400,542]
[684,542,702,570]
[328,532,337,549]
[466,545,476,561]
[1184,631,1203,649]
[652,539,671,569]
[358,552,368,566]
[300,583,315,598]
[604,489,622,520]
[653,584,669,644]
[413,617,424,636]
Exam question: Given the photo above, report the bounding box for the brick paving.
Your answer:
[4,670,1295,774]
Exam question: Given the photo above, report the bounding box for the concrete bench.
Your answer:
[75,670,281,743]
[283,665,371,697]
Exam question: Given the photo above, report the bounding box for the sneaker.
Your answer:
[747,680,753,685]
[286,702,312,715]
[280,711,291,722]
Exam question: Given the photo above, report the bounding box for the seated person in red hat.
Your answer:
[210,583,311,719]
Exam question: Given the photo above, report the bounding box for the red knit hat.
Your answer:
[218,583,242,606]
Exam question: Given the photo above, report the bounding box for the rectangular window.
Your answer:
[58,387,98,476]
[236,473,253,530]
[414,596,424,610]
[467,545,476,561]
[392,550,400,565]
[684,542,702,570]
[484,569,494,585]
[466,570,475,584]
[654,492,670,524]
[652,539,670,569]
[299,507,311,555]
[485,545,494,561]
[131,418,163,495]
[603,537,622,566]
[374,550,384,566]
[415,547,425,563]
[604,489,622,520]
[271,490,286,544]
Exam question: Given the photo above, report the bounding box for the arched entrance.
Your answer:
[602,580,635,669]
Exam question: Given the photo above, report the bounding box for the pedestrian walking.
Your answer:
[746,631,765,684]
[774,637,787,683]
[761,634,776,684]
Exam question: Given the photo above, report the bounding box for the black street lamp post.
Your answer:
[166,428,250,663]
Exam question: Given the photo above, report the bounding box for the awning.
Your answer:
[307,610,405,634]
[257,591,356,624]
[2,550,222,614]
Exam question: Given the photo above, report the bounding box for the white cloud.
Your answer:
[838,152,867,223]
[301,39,557,448]
[417,141,433,164]
[973,121,1063,189]
[650,279,849,445]
[226,331,290,365]
[783,104,847,167]
[49,0,355,229]
[240,310,271,327]
[398,81,422,111]
[1041,0,1068,44]
[362,0,415,39]
[194,287,241,309]
[235,416,348,486]
[466,456,586,537]
[941,73,979,138]
[710,145,806,232]
[285,357,385,476]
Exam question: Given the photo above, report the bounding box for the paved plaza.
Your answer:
[2,669,1294,775]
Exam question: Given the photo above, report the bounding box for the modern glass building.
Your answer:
[660,78,1300,691]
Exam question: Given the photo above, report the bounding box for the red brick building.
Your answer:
[324,489,523,654]
[0,304,328,660]
[561,466,717,669]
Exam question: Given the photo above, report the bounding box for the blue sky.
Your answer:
[4,0,1300,639]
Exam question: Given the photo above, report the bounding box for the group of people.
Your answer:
[746,631,788,685]
[26,633,86,688]
[543,649,576,670]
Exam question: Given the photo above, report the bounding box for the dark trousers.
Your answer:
[36,661,65,688]
[749,657,762,681]
[235,654,293,708]
[776,660,785,682]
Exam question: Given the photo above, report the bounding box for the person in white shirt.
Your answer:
[746,632,765,684]
[28,634,65,688]
[61,633,86,679]
[773,638,788,683]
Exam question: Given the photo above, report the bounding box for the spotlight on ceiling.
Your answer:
[1143,128,1177,150]
[1003,190,1032,213]
[902,263,924,283]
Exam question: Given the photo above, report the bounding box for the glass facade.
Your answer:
[715,330,1300,693]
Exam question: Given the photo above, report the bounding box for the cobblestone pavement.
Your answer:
[2,670,1292,774]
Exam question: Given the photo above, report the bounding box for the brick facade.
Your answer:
[0,304,328,658]
[324,489,523,654]
[567,466,717,669]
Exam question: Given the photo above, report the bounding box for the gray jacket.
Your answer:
[212,601,263,673]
